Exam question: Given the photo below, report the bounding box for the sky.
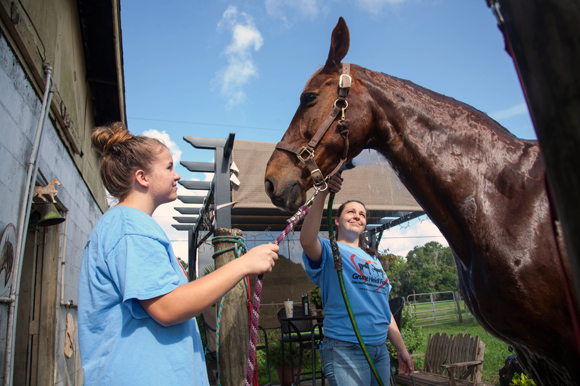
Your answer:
[120,0,536,261]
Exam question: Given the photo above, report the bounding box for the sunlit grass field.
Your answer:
[407,296,473,327]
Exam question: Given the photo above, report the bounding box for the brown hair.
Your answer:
[91,122,166,200]
[335,200,377,257]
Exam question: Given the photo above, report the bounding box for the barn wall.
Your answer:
[0,0,124,383]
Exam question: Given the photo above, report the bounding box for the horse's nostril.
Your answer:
[265,178,275,198]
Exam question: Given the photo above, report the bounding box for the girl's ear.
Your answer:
[135,169,148,188]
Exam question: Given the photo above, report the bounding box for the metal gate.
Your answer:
[406,291,473,326]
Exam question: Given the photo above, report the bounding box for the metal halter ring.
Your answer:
[334,99,348,110]
[313,180,328,192]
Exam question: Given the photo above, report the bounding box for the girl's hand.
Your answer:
[327,174,343,194]
[397,350,415,376]
[241,243,279,275]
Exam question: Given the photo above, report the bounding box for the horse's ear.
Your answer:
[324,17,350,71]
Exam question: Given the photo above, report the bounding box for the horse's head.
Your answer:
[265,17,374,212]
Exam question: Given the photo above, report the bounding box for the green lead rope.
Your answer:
[327,193,385,386]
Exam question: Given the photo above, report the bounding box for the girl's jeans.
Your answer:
[321,337,391,386]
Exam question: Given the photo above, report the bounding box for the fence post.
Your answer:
[454,291,463,323]
[430,293,437,324]
[212,228,249,386]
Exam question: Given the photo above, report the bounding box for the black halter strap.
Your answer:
[275,63,351,189]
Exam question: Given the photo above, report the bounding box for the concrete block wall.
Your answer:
[0,32,104,386]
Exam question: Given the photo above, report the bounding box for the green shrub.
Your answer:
[268,341,313,368]
[510,372,536,386]
[388,304,424,357]
[310,286,322,308]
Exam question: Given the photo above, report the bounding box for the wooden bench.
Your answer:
[395,333,486,386]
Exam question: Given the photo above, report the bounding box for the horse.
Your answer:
[264,17,579,386]
[358,261,371,277]
[371,265,384,278]
[34,178,61,203]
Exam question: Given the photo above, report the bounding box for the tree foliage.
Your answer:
[386,241,459,298]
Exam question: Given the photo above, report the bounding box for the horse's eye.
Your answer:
[301,93,318,106]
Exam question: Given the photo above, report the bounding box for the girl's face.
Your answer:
[147,147,181,205]
[335,201,367,237]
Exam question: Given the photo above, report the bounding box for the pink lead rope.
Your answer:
[245,193,318,386]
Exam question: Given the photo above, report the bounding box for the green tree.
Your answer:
[387,242,459,298]
[387,256,412,298]
[405,241,458,295]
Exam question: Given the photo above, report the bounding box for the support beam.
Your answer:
[181,161,215,173]
[173,216,199,224]
[178,195,206,204]
[175,207,202,215]
[179,181,212,190]
[212,228,248,386]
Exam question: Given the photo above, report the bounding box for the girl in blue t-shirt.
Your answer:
[300,174,414,386]
[79,122,279,385]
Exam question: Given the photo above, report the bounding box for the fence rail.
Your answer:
[406,291,474,326]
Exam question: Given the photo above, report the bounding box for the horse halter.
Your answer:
[276,62,352,191]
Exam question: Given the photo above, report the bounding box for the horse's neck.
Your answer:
[358,68,543,261]
[363,69,524,181]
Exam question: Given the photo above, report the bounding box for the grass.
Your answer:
[255,319,510,386]
[412,320,511,386]
[409,299,474,327]
[256,328,323,385]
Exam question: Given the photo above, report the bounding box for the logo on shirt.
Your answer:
[349,254,389,292]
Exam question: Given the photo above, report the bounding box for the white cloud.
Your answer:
[265,0,320,21]
[356,0,409,12]
[216,6,263,108]
[490,102,528,121]
[378,216,448,258]
[141,129,182,165]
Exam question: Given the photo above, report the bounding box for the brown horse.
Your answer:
[264,17,579,386]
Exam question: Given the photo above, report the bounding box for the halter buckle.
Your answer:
[297,147,314,163]
[339,74,352,89]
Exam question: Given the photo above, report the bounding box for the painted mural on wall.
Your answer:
[0,223,16,297]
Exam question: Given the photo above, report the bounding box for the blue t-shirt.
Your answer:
[303,237,392,345]
[78,206,209,386]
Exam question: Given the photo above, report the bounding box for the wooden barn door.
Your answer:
[14,224,57,386]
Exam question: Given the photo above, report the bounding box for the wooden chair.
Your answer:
[395,333,486,386]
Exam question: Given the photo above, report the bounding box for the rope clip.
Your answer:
[304,190,319,208]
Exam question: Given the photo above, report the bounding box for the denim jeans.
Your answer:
[321,337,391,386]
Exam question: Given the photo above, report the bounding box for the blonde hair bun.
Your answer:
[91,122,134,156]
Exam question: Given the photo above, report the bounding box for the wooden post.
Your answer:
[454,291,463,323]
[212,228,249,386]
